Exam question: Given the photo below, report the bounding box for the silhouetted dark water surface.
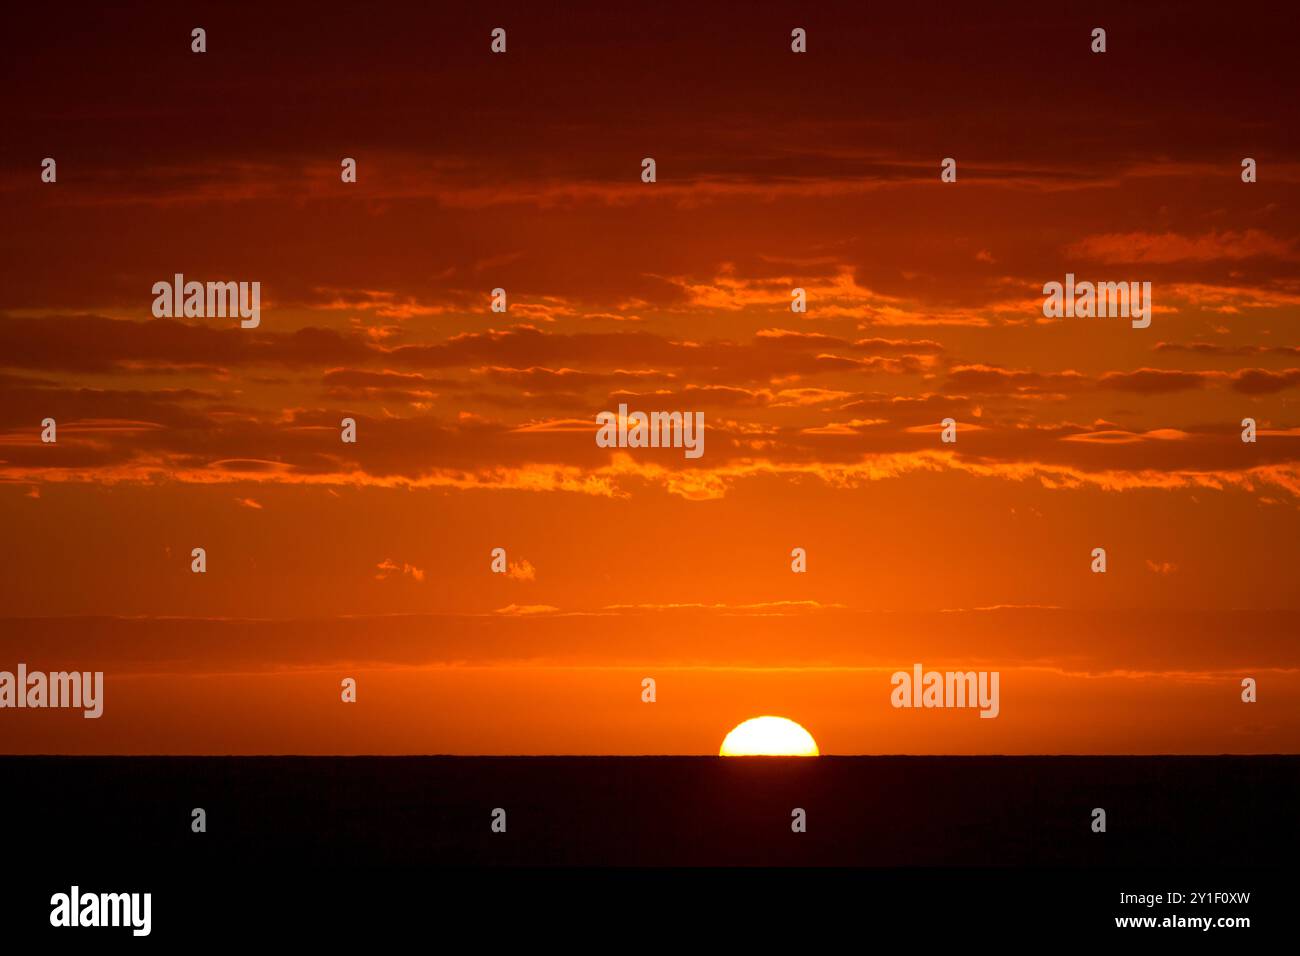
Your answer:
[3,756,1295,866]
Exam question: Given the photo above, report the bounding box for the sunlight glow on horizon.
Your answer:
[719,716,820,756]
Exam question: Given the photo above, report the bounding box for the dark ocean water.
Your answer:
[3,755,1296,867]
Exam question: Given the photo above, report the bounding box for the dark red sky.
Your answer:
[1,1,1298,753]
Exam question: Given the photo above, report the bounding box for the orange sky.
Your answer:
[2,1,1298,753]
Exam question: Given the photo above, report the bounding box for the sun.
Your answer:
[719,716,819,756]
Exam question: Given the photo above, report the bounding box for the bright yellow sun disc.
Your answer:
[719,716,819,756]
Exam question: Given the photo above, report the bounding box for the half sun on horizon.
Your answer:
[719,717,820,756]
